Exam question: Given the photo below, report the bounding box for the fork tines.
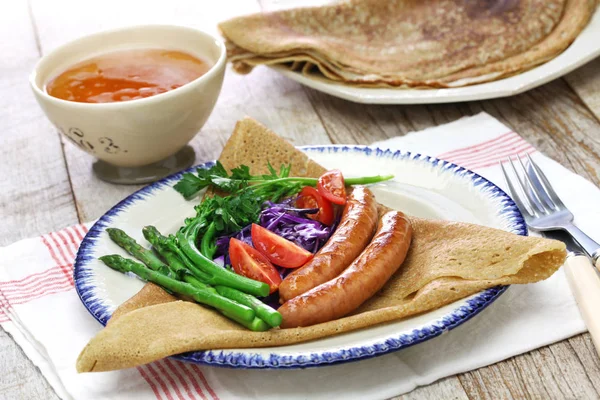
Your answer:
[500,153,564,218]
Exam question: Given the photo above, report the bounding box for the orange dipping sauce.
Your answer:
[46,49,211,103]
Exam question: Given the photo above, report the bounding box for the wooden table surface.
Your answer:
[2,1,600,398]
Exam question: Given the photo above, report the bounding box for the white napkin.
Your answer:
[1,112,597,400]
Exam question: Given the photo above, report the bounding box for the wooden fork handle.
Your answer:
[564,255,600,355]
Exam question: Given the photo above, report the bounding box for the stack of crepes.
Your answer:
[218,0,597,88]
[77,118,567,372]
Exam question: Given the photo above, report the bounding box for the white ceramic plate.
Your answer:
[268,8,600,104]
[74,146,526,368]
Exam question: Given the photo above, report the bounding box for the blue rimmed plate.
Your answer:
[74,146,526,369]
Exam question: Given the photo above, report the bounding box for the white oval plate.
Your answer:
[74,146,526,369]
[268,8,600,104]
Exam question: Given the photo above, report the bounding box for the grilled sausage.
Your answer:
[278,186,378,303]
[278,210,412,328]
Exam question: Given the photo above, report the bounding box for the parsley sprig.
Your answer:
[177,162,305,240]
[183,191,263,238]
[174,161,294,200]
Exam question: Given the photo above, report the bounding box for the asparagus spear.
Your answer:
[107,228,264,326]
[221,310,270,332]
[177,221,269,297]
[109,226,213,292]
[106,228,174,278]
[153,246,214,293]
[100,250,272,331]
[144,226,282,328]
[216,286,282,328]
[100,255,255,323]
[142,225,216,286]
[141,226,212,290]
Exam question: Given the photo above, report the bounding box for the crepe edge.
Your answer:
[219,0,597,88]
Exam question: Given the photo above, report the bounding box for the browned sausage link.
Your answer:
[278,186,378,303]
[278,210,412,328]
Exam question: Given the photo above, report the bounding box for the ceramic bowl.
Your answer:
[29,25,226,182]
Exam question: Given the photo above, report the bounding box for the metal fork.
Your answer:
[501,154,600,355]
[500,153,600,267]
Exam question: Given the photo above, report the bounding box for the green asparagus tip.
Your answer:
[99,254,132,273]
[142,226,159,242]
[106,227,125,240]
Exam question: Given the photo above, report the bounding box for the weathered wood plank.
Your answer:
[0,1,78,244]
[0,332,58,400]
[458,339,600,400]
[303,76,600,399]
[458,359,531,400]
[564,57,600,123]
[303,91,471,144]
[568,333,600,394]
[0,2,72,400]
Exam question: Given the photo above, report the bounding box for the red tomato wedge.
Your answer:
[229,238,281,294]
[296,186,335,225]
[317,169,347,205]
[251,224,313,269]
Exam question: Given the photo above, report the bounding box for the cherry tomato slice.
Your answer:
[251,224,313,269]
[229,238,281,294]
[296,186,334,225]
[317,169,346,205]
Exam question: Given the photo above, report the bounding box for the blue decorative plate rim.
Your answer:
[74,145,526,369]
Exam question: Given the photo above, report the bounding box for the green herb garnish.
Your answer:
[174,162,393,241]
[174,161,291,200]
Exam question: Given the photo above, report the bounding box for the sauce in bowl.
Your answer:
[45,49,211,103]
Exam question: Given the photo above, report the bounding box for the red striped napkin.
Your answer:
[1,112,596,400]
[436,130,535,170]
[0,225,85,323]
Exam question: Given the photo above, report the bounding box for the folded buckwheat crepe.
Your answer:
[219,0,596,88]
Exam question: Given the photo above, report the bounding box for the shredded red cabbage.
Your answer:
[258,201,333,254]
[214,200,335,265]
[215,225,252,266]
[212,255,225,267]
